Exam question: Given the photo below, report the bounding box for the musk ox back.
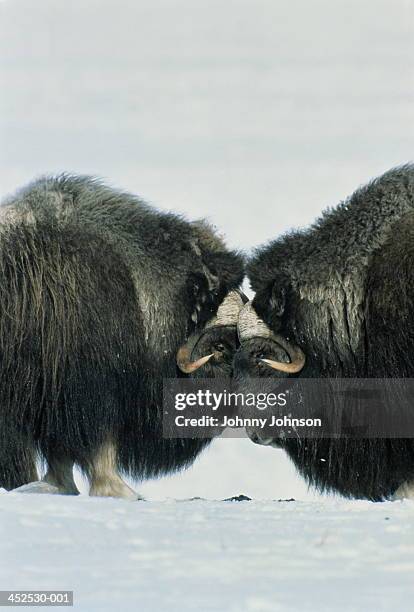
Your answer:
[235,165,414,501]
[0,175,244,498]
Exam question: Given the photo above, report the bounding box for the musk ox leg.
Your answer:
[43,456,80,496]
[86,440,143,500]
[392,480,414,500]
[13,455,79,495]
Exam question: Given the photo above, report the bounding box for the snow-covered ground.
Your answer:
[1,490,414,612]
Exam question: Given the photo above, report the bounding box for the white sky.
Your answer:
[1,0,413,500]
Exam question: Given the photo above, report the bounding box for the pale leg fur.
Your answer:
[87,440,143,500]
[392,480,414,500]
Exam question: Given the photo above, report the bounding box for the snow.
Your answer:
[1,490,414,611]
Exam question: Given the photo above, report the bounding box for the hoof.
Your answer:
[89,478,144,501]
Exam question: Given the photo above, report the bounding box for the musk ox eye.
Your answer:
[214,343,227,353]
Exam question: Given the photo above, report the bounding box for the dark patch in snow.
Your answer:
[223,494,252,502]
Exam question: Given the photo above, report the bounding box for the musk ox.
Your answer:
[0,175,245,498]
[235,164,414,501]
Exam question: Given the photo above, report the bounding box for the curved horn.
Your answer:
[260,352,305,374]
[176,345,214,374]
[238,301,306,374]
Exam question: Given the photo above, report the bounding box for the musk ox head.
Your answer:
[177,289,247,377]
[173,219,246,378]
[233,295,306,446]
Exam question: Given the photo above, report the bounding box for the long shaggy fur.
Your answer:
[0,175,244,489]
[243,164,414,500]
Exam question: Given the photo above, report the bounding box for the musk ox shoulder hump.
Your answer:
[248,163,414,294]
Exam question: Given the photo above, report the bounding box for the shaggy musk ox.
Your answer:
[235,165,414,501]
[0,175,244,498]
